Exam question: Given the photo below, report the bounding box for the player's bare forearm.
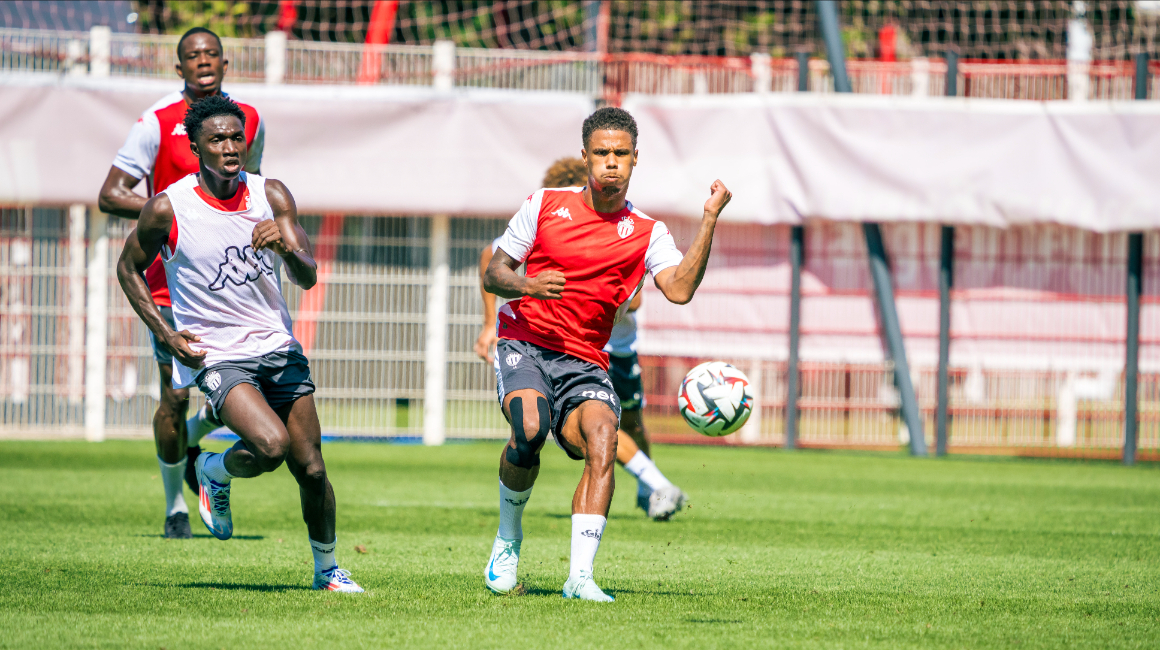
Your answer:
[479,245,497,324]
[655,180,732,305]
[484,248,565,301]
[117,235,173,342]
[98,167,148,219]
[261,179,318,290]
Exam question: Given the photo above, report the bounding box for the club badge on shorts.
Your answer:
[617,216,634,239]
[506,353,522,367]
[205,370,221,392]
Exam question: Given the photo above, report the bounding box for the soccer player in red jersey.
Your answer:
[476,158,688,522]
[482,108,731,601]
[97,28,264,539]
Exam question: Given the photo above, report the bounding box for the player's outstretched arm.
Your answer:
[474,244,499,362]
[653,180,732,305]
[484,248,565,301]
[98,167,149,220]
[255,179,318,290]
[116,195,208,368]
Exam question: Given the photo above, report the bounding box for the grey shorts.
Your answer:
[147,306,177,365]
[195,349,315,415]
[607,352,645,411]
[494,339,622,460]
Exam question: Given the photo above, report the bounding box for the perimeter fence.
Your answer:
[2,206,1159,459]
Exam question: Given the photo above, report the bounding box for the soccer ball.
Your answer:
[677,362,754,437]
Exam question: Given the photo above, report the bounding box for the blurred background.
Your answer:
[2,1,1159,460]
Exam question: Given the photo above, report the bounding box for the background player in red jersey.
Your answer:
[476,157,688,522]
[482,108,731,601]
[97,28,264,539]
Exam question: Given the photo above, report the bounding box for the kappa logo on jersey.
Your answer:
[205,371,221,392]
[553,207,572,221]
[617,216,634,239]
[171,122,187,137]
[208,245,275,292]
[506,353,522,367]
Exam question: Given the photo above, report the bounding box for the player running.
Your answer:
[475,157,688,522]
[482,108,731,601]
[116,95,361,593]
[98,27,263,539]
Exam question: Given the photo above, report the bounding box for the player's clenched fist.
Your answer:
[703,179,732,218]
[524,270,566,300]
[164,329,208,369]
[252,220,289,256]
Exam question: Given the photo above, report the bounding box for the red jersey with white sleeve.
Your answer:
[494,187,682,370]
[112,90,264,307]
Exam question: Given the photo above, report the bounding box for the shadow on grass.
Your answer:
[136,534,266,540]
[181,582,309,592]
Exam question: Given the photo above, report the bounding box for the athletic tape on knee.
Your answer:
[506,396,550,469]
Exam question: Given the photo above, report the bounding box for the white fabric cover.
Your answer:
[0,74,593,215]
[622,92,1160,232]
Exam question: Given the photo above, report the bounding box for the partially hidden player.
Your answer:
[116,95,362,592]
[475,157,688,522]
[482,108,731,601]
[98,27,262,539]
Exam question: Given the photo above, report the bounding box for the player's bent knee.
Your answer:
[506,396,550,469]
[160,387,190,409]
[252,439,289,473]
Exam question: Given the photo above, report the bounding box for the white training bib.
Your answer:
[161,172,297,367]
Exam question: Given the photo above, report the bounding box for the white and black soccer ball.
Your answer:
[677,361,754,437]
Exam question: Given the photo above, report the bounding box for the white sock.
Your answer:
[569,514,607,581]
[498,479,532,540]
[186,405,221,447]
[623,450,673,492]
[310,537,337,574]
[201,451,234,483]
[157,456,189,516]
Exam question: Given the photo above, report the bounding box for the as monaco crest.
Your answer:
[617,216,634,239]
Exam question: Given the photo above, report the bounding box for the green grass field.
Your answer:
[1,440,1158,649]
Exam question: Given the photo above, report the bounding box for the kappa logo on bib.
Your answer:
[205,371,221,392]
[617,216,634,239]
[209,245,275,291]
[506,353,522,367]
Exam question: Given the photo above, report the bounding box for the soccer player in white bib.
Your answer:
[116,95,362,592]
[482,108,731,601]
[98,27,263,539]
[476,158,688,522]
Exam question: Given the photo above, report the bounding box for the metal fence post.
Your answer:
[936,225,954,456]
[785,224,803,450]
[865,224,928,456]
[84,209,108,441]
[68,205,86,405]
[265,30,287,84]
[818,0,926,455]
[89,26,110,77]
[945,50,958,97]
[424,215,450,445]
[1124,53,1149,465]
[433,41,455,91]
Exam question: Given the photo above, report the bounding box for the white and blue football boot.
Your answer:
[484,536,521,594]
[313,566,364,593]
[562,572,614,602]
[194,453,233,540]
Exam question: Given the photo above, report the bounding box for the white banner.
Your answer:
[0,74,593,215]
[623,93,1160,232]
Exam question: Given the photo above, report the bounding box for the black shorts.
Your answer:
[196,349,316,415]
[494,339,622,460]
[607,352,644,411]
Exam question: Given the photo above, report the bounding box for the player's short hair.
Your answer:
[177,27,223,58]
[183,95,246,144]
[582,107,638,149]
[542,157,588,188]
